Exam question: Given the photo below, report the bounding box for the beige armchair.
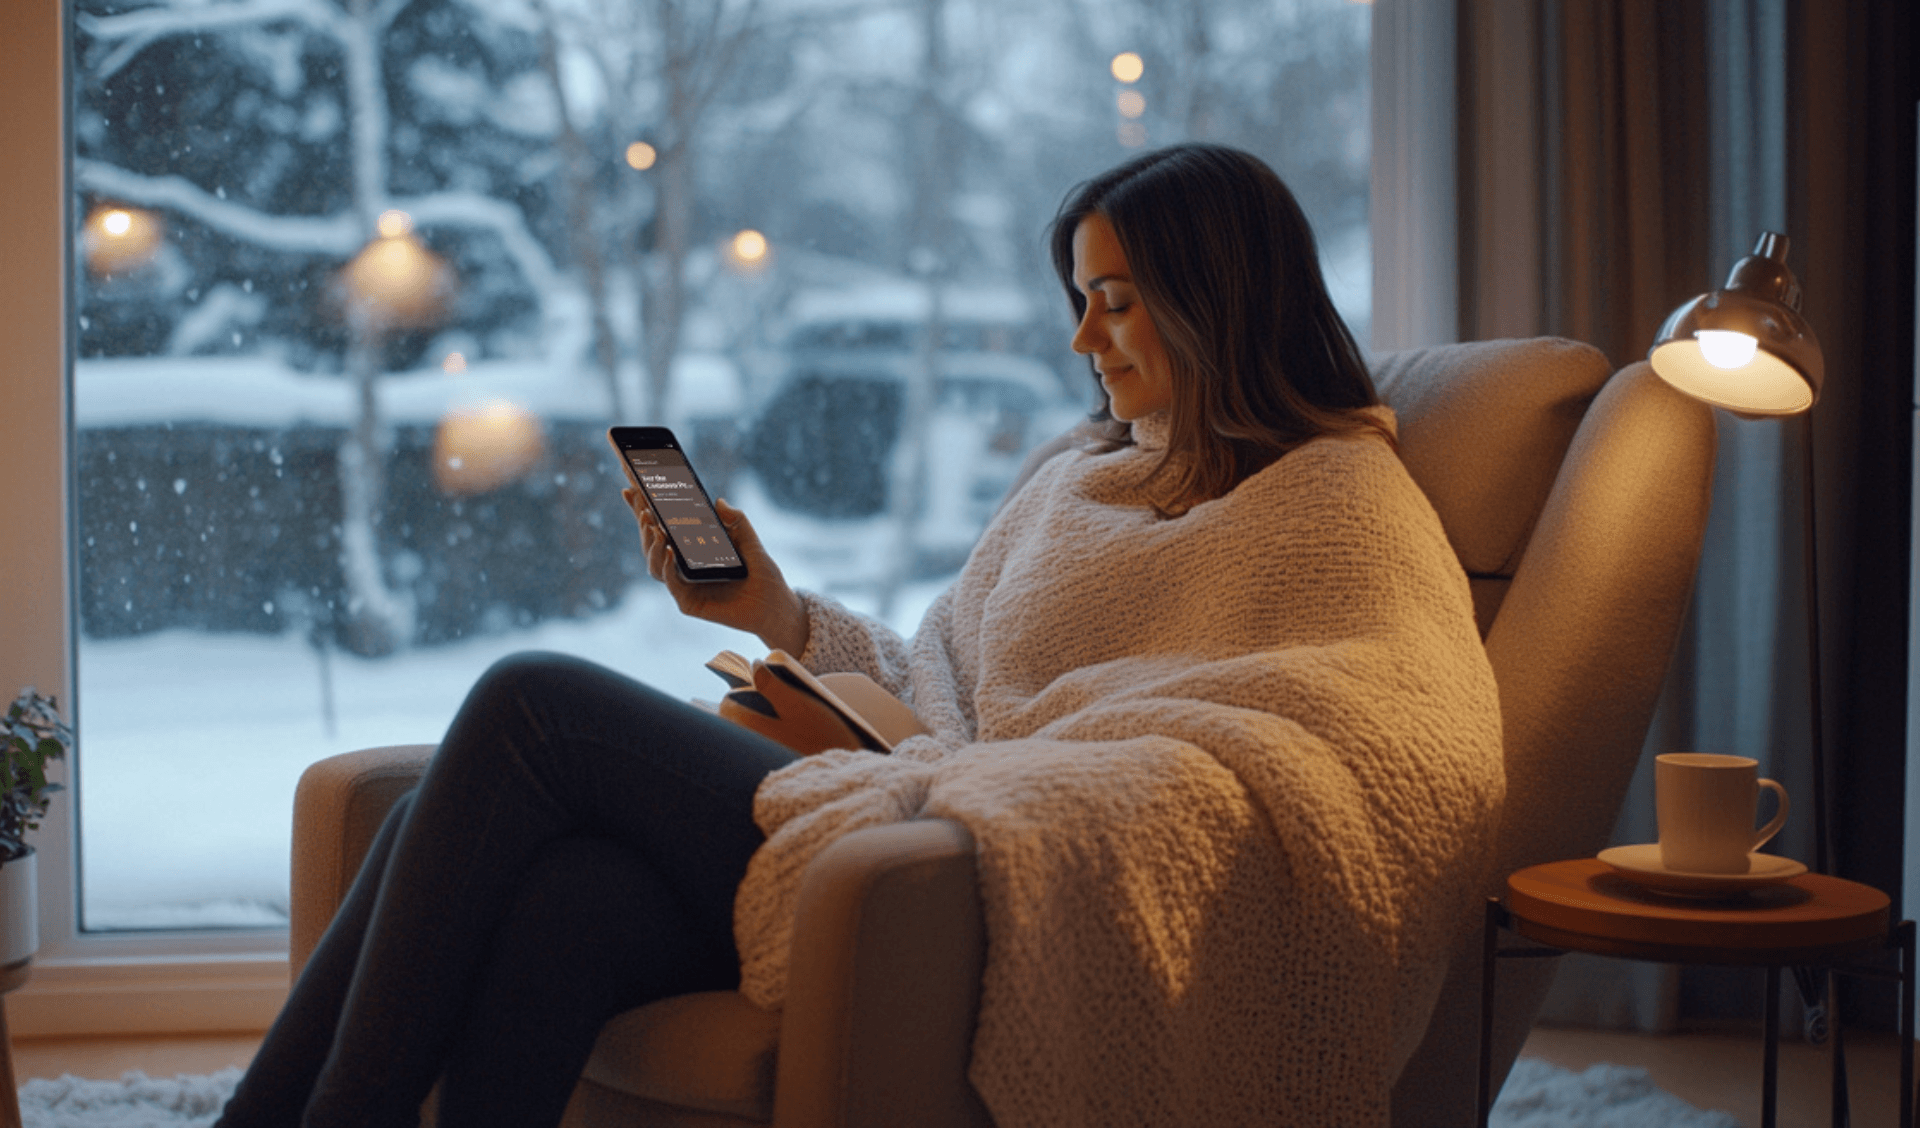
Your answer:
[290,337,1715,1127]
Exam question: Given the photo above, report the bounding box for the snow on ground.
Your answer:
[77,497,952,930]
[73,352,704,431]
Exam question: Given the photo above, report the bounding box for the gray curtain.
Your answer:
[1785,4,1916,1026]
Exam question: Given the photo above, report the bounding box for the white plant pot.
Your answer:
[0,849,38,967]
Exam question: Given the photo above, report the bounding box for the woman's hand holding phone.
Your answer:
[626,491,810,656]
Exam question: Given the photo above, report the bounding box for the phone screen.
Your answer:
[619,441,746,579]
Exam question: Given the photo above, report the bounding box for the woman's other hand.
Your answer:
[716,659,864,756]
[624,491,810,655]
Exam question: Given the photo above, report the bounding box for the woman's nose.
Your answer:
[1071,307,1103,355]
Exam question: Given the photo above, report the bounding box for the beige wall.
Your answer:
[0,3,71,708]
[0,3,88,978]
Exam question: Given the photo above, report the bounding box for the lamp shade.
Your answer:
[1648,232,1824,416]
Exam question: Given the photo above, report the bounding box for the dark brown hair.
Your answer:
[1048,143,1386,510]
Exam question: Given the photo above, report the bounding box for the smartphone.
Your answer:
[608,426,749,583]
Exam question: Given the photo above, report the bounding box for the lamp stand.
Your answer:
[1796,410,1855,1127]
[1800,410,1830,878]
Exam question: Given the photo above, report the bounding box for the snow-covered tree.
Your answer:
[76,0,565,655]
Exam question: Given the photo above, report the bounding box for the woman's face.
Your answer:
[1070,213,1173,422]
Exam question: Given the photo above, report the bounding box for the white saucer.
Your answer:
[1596,843,1808,896]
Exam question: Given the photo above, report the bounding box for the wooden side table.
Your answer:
[1477,858,1914,1128]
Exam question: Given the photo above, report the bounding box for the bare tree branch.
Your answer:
[403,192,563,294]
[75,159,563,294]
[79,0,343,45]
[75,158,362,255]
[80,0,344,81]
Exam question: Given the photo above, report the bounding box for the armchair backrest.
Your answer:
[1373,339,1717,1125]
[1373,338,1609,638]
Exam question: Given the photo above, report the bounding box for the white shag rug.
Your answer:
[17,1068,242,1128]
[1492,1058,1744,1127]
[11,1058,1739,1127]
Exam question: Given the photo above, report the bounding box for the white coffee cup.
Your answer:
[1655,753,1789,874]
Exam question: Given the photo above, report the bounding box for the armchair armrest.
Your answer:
[290,743,434,976]
[774,818,989,1128]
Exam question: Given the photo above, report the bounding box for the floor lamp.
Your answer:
[1647,230,1830,877]
[1646,233,1854,1119]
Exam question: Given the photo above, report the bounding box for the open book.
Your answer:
[703,649,929,755]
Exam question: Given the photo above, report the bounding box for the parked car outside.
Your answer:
[742,283,1087,576]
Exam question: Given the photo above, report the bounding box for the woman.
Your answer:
[217,143,1500,1128]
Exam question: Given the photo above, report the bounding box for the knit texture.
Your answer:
[732,413,1503,1127]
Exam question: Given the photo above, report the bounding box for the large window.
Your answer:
[69,0,1371,930]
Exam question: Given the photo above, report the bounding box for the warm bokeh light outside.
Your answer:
[340,233,451,328]
[727,228,770,272]
[83,204,163,275]
[432,400,547,496]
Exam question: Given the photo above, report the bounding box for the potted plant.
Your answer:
[0,689,71,966]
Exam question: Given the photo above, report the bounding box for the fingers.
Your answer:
[633,504,673,583]
[714,498,756,550]
[651,538,678,586]
[626,493,662,548]
[751,661,863,755]
[714,499,778,573]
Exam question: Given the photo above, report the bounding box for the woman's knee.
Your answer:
[468,650,592,705]
[435,651,601,771]
[459,651,663,734]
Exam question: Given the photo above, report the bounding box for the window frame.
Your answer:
[0,3,290,1039]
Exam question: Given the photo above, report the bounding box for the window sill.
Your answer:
[8,953,289,1037]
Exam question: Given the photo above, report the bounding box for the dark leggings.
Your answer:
[216,651,797,1128]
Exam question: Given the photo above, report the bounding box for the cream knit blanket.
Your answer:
[732,414,1503,1127]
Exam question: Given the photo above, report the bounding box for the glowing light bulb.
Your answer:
[626,142,657,170]
[1116,89,1146,119]
[1696,329,1759,370]
[1111,52,1144,84]
[377,210,412,239]
[102,210,133,237]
